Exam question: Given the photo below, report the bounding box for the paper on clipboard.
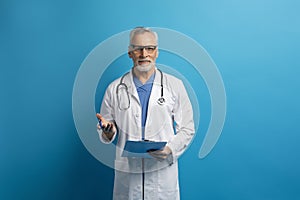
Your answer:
[122,140,167,158]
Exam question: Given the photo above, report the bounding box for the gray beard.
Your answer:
[135,63,154,72]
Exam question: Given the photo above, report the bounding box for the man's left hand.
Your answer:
[148,146,172,162]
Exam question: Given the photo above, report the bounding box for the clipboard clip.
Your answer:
[143,139,155,142]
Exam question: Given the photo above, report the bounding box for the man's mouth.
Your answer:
[138,60,151,65]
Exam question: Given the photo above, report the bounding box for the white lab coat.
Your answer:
[98,68,195,200]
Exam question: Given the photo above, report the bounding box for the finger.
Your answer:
[96,113,105,121]
[148,152,166,161]
[96,113,107,123]
[148,151,166,158]
[148,150,166,156]
[105,123,114,132]
[149,152,168,160]
[97,114,108,129]
[104,124,111,132]
[96,113,102,120]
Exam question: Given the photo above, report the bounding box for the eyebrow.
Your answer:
[130,44,157,47]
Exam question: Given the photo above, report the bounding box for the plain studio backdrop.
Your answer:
[1,0,299,199]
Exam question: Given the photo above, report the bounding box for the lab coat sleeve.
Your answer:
[97,83,117,144]
[167,80,195,160]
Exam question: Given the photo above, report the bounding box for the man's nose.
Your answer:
[140,48,149,57]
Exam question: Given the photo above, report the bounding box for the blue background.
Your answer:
[1,0,300,199]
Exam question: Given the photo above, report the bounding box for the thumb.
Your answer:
[96,113,103,121]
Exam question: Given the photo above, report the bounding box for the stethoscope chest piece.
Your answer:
[117,68,165,109]
[157,97,165,105]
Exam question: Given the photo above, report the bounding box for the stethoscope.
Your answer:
[116,68,165,110]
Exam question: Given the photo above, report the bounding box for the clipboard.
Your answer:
[122,140,167,158]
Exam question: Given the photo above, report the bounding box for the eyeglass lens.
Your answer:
[132,45,157,53]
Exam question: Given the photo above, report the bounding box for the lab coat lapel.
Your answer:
[126,70,140,105]
[124,68,161,121]
[146,68,161,121]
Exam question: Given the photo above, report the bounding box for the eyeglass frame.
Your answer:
[129,44,158,54]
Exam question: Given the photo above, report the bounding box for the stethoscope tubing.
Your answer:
[116,68,165,110]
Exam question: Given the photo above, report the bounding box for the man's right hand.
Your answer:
[96,113,116,140]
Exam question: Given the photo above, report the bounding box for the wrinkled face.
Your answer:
[128,32,159,72]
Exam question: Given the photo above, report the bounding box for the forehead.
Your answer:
[131,32,157,45]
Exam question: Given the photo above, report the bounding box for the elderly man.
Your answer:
[97,27,194,200]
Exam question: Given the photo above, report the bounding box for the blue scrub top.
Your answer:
[133,72,155,140]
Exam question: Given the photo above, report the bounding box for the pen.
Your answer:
[98,120,104,129]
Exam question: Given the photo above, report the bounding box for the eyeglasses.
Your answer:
[130,45,157,54]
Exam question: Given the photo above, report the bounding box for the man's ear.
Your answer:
[128,51,133,58]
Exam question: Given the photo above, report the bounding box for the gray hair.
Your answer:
[129,27,158,45]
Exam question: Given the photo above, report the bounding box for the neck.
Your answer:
[133,67,155,84]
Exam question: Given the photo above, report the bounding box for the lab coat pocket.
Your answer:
[157,163,179,199]
[161,93,176,112]
[146,94,175,139]
[158,163,178,189]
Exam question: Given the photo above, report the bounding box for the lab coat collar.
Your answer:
[126,67,161,103]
